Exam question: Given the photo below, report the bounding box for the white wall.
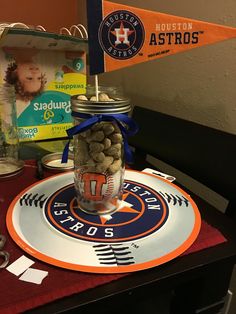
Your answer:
[92,0,236,134]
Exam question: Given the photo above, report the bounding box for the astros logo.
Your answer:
[80,172,107,201]
[98,10,145,60]
[44,180,169,243]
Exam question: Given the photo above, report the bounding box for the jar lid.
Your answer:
[71,95,131,115]
[41,152,74,172]
[0,158,24,179]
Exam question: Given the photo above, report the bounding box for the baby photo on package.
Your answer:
[0,47,86,141]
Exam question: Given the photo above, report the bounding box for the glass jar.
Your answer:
[70,86,131,215]
[0,84,24,178]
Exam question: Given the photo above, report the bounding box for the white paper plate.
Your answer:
[6,170,201,273]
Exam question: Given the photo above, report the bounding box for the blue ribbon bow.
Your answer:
[62,112,139,164]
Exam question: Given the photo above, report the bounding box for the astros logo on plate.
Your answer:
[45,180,168,242]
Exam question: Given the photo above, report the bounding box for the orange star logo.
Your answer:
[99,192,139,225]
[111,22,134,47]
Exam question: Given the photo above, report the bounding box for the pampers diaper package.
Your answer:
[0,28,87,141]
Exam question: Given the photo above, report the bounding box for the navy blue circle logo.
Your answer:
[44,180,169,243]
[98,10,145,60]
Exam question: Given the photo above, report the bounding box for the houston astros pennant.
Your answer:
[87,0,236,75]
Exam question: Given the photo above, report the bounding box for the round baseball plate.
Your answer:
[6,170,201,273]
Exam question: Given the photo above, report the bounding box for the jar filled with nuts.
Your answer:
[66,86,138,215]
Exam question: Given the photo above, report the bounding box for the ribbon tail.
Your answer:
[62,141,71,163]
[112,114,139,136]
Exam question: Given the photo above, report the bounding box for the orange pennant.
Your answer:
[87,0,236,75]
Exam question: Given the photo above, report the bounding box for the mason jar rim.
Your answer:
[71,95,131,115]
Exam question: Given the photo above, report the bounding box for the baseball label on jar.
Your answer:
[78,172,120,201]
[74,169,124,214]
